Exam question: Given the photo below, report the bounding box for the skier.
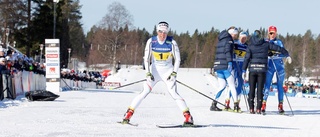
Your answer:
[262,26,292,114]
[242,30,290,114]
[225,31,248,111]
[122,21,194,126]
[210,26,239,112]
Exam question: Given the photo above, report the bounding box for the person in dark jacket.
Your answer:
[242,30,290,114]
[0,57,8,100]
[210,26,239,112]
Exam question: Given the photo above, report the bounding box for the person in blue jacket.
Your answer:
[262,26,292,114]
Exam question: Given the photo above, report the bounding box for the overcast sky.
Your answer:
[80,0,319,35]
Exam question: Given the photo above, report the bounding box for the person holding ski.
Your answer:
[242,30,290,114]
[122,21,194,126]
[262,26,292,114]
[210,26,239,112]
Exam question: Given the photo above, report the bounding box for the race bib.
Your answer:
[152,52,172,61]
[234,50,246,57]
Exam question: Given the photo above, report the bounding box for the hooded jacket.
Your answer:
[213,30,234,71]
[242,35,289,73]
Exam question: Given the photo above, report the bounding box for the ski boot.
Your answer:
[249,108,255,114]
[256,109,261,114]
[122,108,134,124]
[261,101,267,113]
[234,102,241,113]
[224,99,231,111]
[210,101,222,111]
[278,102,285,114]
[183,111,194,126]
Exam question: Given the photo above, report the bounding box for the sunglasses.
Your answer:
[158,30,168,34]
[269,32,275,35]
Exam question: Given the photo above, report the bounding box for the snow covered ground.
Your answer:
[1,67,320,137]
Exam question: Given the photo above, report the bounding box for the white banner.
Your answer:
[45,39,60,92]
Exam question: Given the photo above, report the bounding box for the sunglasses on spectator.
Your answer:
[269,32,275,35]
[158,30,168,34]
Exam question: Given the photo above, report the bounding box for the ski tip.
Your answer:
[156,124,209,128]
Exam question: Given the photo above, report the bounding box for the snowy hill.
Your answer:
[0,67,320,137]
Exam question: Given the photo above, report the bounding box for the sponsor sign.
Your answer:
[45,46,59,78]
[47,54,59,58]
[45,39,60,92]
[102,82,121,89]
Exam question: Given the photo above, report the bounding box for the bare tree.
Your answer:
[98,2,133,73]
[301,30,314,78]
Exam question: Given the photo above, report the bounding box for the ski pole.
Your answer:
[112,79,146,90]
[176,80,227,107]
[271,57,294,115]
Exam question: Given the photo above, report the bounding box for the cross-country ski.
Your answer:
[156,124,210,128]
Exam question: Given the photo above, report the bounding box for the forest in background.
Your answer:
[0,1,319,79]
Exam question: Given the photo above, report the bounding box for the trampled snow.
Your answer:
[1,67,320,137]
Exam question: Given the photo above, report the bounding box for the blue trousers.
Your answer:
[214,70,237,102]
[263,58,285,102]
[233,61,244,96]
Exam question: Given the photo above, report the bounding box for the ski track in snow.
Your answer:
[0,68,319,137]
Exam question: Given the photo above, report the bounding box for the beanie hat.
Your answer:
[268,26,277,32]
[227,26,239,35]
[0,57,5,62]
[239,32,248,38]
[157,21,169,33]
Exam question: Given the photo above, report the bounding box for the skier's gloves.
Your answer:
[227,62,232,72]
[167,71,177,81]
[286,56,292,64]
[268,52,274,56]
[146,72,154,82]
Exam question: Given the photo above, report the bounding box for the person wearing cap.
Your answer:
[242,30,289,114]
[210,26,239,112]
[262,26,292,114]
[122,21,194,126]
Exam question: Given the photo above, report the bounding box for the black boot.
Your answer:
[210,101,222,111]
[234,102,241,113]
[249,108,255,114]
[256,109,262,114]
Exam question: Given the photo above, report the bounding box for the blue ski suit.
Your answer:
[233,40,248,97]
[263,38,289,103]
